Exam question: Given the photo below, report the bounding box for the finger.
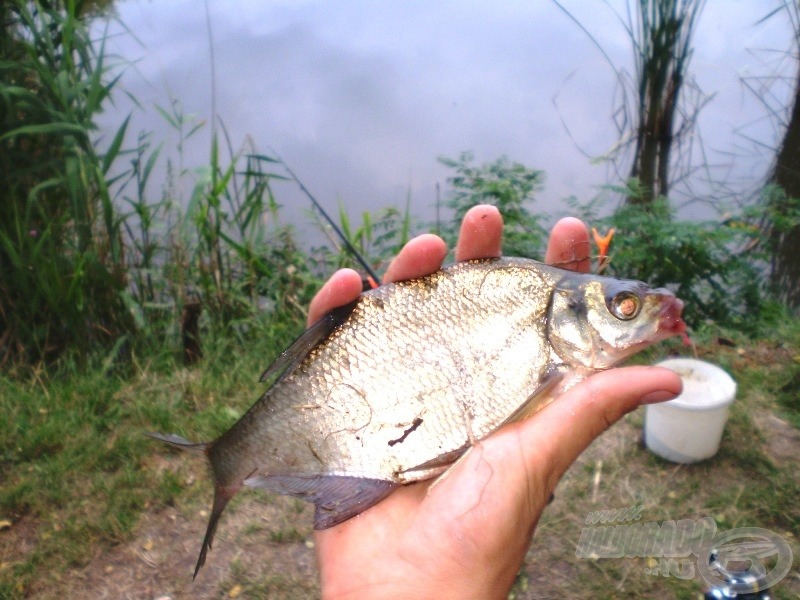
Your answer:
[455,205,503,262]
[307,268,363,326]
[544,217,591,272]
[423,366,680,530]
[383,234,448,284]
[516,366,682,494]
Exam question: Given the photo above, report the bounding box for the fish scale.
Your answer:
[148,256,686,577]
[269,260,554,480]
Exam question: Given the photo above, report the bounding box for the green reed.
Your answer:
[0,0,131,367]
[0,1,317,370]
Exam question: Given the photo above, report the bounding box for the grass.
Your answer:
[2,2,799,598]
[1,1,134,366]
[1,320,798,598]
[518,325,800,599]
[0,311,306,599]
[224,561,319,600]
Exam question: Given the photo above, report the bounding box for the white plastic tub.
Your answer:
[645,358,737,463]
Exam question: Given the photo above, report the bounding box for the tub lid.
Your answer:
[655,358,737,410]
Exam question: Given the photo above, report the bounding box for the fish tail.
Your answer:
[193,482,239,579]
[147,431,237,578]
[144,431,210,454]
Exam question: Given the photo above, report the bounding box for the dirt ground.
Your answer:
[33,496,320,599]
[5,342,799,599]
[10,408,793,600]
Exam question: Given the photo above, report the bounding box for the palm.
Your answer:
[306,206,681,598]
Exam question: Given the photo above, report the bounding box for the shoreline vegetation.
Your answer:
[1,2,798,598]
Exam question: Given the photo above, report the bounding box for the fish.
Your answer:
[148,256,686,577]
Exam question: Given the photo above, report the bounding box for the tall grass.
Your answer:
[553,0,708,206]
[0,1,321,371]
[309,200,415,280]
[624,0,707,204]
[113,106,322,367]
[0,1,131,367]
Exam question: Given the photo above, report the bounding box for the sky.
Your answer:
[97,0,797,240]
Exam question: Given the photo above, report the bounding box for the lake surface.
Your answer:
[96,0,796,241]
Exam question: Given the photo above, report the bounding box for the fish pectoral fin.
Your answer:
[500,369,565,426]
[259,300,359,383]
[245,474,397,529]
[399,371,564,482]
[398,444,470,478]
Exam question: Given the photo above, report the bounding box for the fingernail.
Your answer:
[640,390,679,405]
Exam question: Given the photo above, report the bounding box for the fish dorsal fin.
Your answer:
[259,300,359,383]
[244,474,397,529]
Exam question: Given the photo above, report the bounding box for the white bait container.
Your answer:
[645,358,737,463]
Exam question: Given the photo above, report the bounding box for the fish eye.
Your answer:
[609,292,641,320]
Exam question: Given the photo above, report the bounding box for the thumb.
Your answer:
[515,366,682,494]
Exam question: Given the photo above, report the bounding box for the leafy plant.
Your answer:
[438,151,547,258]
[309,198,415,282]
[0,0,131,367]
[113,103,317,362]
[571,184,766,330]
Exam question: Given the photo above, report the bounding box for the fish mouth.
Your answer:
[656,294,686,337]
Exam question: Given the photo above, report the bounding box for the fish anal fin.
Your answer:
[244,474,397,530]
[194,482,240,580]
[259,300,359,383]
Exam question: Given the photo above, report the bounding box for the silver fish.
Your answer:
[149,257,685,577]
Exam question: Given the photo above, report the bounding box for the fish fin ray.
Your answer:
[399,444,469,476]
[193,483,239,580]
[259,300,359,383]
[244,474,396,529]
[146,432,229,579]
[500,369,564,426]
[145,432,210,454]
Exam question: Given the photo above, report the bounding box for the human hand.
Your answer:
[308,205,682,599]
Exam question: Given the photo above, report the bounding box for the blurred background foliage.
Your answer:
[2,2,800,598]
[1,0,799,373]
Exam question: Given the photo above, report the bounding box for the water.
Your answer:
[95,1,796,245]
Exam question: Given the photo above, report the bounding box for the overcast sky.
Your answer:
[98,0,796,238]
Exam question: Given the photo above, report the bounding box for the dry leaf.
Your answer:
[228,584,242,598]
